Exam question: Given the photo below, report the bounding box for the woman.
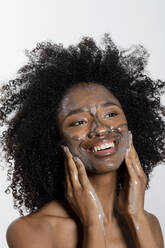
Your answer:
[0,34,164,247]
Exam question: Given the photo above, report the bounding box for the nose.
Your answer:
[87,119,109,139]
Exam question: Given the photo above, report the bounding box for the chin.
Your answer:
[83,158,123,174]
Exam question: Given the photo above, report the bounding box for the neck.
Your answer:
[88,170,118,225]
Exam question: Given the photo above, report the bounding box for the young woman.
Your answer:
[1,34,164,247]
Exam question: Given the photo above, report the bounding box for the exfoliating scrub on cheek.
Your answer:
[60,118,90,159]
[60,106,130,173]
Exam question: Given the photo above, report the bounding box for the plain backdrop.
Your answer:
[0,0,165,247]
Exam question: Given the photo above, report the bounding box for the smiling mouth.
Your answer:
[86,139,119,158]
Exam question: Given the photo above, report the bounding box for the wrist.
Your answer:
[81,214,104,228]
[83,223,105,240]
[124,209,146,221]
[124,210,149,232]
[82,220,103,230]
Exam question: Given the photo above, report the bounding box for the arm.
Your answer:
[62,146,106,248]
[118,131,164,248]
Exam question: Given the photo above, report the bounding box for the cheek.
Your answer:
[61,132,85,156]
[61,125,89,144]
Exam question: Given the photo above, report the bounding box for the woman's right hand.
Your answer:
[62,145,104,228]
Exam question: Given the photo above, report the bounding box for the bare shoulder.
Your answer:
[6,200,80,248]
[6,216,44,248]
[6,214,55,248]
[144,210,164,248]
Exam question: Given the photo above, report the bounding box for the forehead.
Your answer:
[58,82,121,120]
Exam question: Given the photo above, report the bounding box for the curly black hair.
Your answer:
[0,33,165,215]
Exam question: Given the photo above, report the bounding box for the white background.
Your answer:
[0,0,165,247]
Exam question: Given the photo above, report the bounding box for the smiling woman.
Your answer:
[0,34,165,248]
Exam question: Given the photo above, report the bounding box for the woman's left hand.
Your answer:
[117,131,147,219]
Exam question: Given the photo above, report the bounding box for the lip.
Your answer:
[87,137,119,150]
[85,137,120,158]
[89,146,117,157]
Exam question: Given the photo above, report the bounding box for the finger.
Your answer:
[125,148,139,182]
[131,144,146,175]
[64,160,73,204]
[128,133,147,182]
[64,159,72,194]
[63,146,82,190]
[73,157,90,189]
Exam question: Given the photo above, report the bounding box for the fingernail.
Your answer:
[61,145,67,152]
[129,131,132,145]
[73,156,79,162]
[128,130,132,136]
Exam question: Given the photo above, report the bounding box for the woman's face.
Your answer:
[57,82,129,174]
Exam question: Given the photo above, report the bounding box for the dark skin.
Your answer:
[6,82,164,248]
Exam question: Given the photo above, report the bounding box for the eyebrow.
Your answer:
[64,101,121,120]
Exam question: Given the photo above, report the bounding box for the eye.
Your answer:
[105,112,118,118]
[70,120,87,127]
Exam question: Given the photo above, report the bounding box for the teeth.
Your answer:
[92,142,115,152]
[100,144,105,150]
[94,147,97,152]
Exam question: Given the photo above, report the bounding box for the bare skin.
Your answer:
[6,82,164,248]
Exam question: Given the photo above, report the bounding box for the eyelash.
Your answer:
[70,120,87,126]
[105,112,118,118]
[70,112,118,126]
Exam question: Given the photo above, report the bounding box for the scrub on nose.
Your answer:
[69,123,128,142]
